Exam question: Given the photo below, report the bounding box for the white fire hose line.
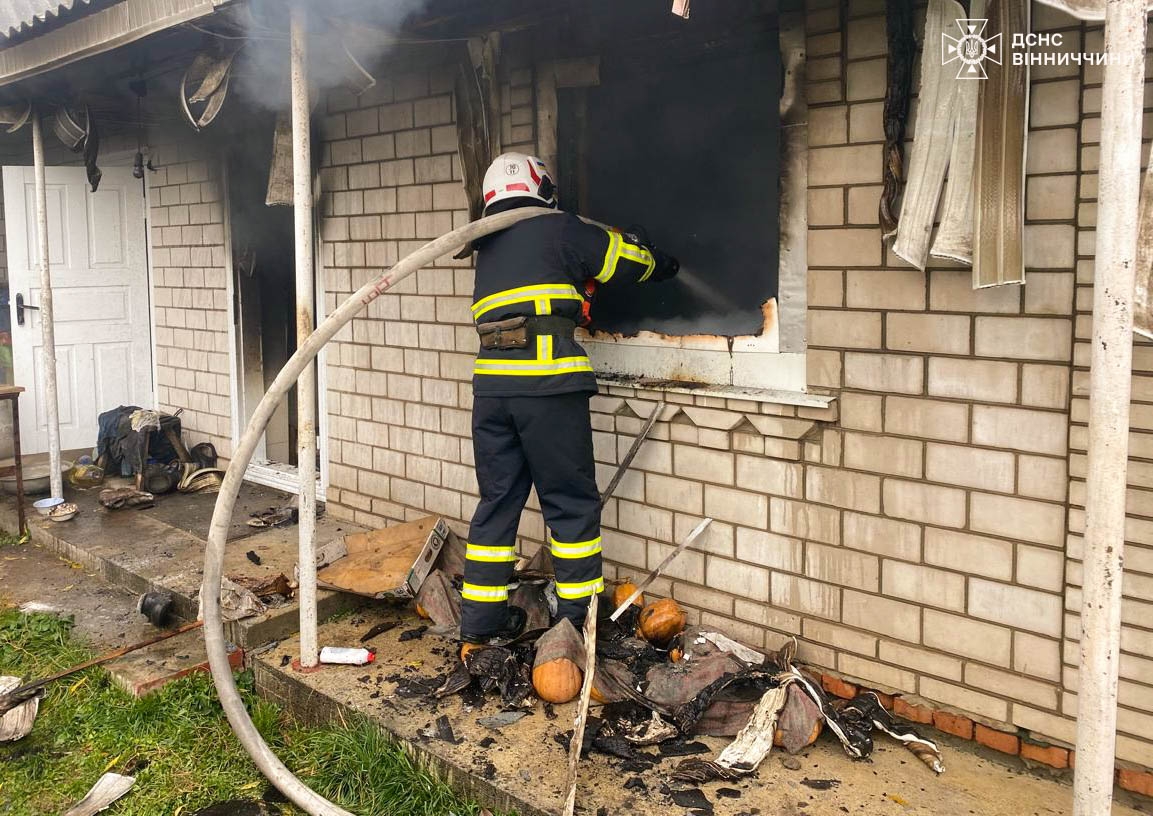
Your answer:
[203,207,563,815]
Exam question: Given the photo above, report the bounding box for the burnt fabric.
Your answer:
[97,405,138,475]
[471,202,669,398]
[461,392,601,639]
[96,406,183,477]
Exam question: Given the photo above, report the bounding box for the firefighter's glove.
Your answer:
[624,225,652,246]
[650,248,680,282]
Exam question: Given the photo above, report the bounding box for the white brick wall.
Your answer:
[148,140,232,460]
[130,0,1153,768]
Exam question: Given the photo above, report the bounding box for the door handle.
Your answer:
[15,293,38,326]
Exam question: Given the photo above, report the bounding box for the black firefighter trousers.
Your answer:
[461,392,603,640]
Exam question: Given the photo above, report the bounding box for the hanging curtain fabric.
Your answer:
[930,0,985,265]
[890,0,964,269]
[265,112,294,207]
[972,0,1029,287]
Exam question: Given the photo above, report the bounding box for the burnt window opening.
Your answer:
[556,14,781,338]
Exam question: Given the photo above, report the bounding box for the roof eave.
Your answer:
[0,0,229,89]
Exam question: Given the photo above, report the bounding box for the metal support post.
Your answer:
[290,5,318,668]
[31,110,62,500]
[1073,2,1148,813]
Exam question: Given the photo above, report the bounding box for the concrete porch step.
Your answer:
[0,484,364,649]
[0,542,241,698]
[106,627,244,698]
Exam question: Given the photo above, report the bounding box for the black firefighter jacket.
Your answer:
[471,206,662,398]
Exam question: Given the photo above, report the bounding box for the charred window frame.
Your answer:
[539,7,807,393]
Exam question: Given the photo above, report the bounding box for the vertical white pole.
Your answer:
[1074,2,1147,813]
[31,111,63,501]
[290,6,318,668]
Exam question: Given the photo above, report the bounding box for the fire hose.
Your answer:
[203,207,564,815]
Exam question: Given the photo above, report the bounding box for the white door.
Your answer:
[2,166,153,454]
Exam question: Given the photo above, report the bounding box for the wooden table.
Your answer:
[0,386,27,535]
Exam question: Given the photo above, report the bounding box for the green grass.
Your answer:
[0,609,495,816]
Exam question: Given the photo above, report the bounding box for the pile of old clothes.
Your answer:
[415,549,945,784]
[96,406,183,478]
[95,407,224,495]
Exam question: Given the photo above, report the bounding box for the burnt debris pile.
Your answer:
[410,560,945,789]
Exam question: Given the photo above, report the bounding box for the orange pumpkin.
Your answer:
[532,658,583,704]
[613,580,644,610]
[774,718,823,749]
[638,599,687,647]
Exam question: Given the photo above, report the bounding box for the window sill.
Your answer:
[245,461,326,502]
[579,321,808,393]
[594,375,835,411]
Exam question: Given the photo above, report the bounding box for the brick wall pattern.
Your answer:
[147,141,233,460]
[144,0,1153,769]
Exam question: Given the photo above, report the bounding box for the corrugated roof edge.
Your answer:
[0,0,94,41]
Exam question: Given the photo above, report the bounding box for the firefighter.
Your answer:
[460,152,680,645]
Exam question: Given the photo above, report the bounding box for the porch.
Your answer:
[2,484,1149,816]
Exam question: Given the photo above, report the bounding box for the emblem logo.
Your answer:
[942,18,1001,80]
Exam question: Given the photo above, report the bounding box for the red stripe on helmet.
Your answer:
[527,161,541,184]
[483,189,497,202]
[505,182,530,193]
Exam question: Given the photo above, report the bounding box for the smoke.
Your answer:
[225,0,435,112]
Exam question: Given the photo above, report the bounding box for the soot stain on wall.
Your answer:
[558,10,781,338]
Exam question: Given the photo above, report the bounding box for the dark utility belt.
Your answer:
[477,315,576,350]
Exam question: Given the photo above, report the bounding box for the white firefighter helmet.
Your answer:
[482,152,556,211]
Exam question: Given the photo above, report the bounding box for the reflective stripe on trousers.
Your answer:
[461,393,602,639]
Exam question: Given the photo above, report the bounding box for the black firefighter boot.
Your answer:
[459,604,528,658]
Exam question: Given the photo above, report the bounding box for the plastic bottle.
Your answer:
[318,646,375,665]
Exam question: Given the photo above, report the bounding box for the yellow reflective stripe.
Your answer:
[637,254,658,282]
[474,283,573,315]
[549,536,603,559]
[462,582,509,602]
[628,248,658,282]
[619,245,651,263]
[474,357,593,376]
[556,577,604,599]
[596,230,622,283]
[537,334,553,362]
[618,240,657,282]
[466,543,518,563]
[472,284,581,320]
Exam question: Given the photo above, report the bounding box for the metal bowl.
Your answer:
[48,502,78,522]
[33,497,64,516]
[1,462,73,496]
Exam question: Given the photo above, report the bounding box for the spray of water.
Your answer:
[675,267,739,314]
